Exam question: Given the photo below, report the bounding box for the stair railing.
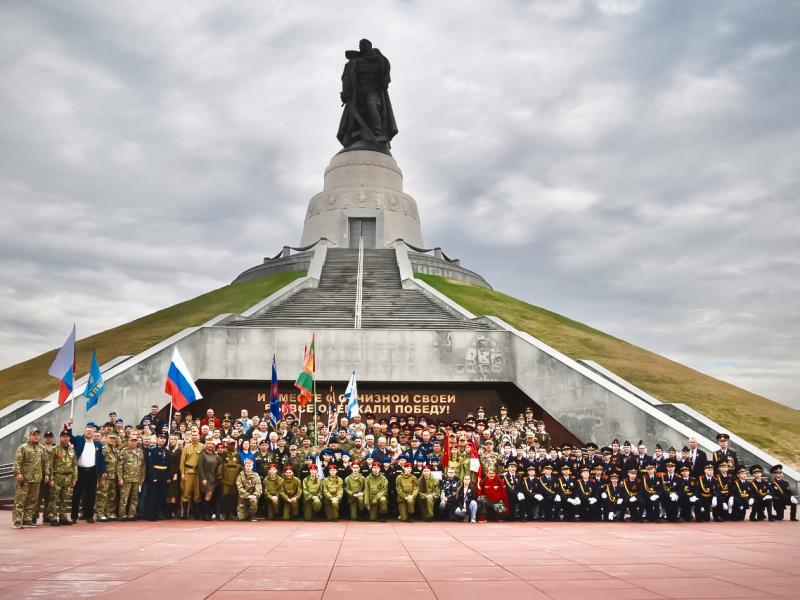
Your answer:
[354,235,364,329]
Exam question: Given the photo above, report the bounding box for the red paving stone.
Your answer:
[1,520,798,599]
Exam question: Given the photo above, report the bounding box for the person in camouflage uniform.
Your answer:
[236,459,262,521]
[479,440,502,474]
[322,464,344,521]
[47,431,77,526]
[395,463,419,522]
[117,435,144,520]
[302,464,323,520]
[95,433,119,521]
[217,442,241,520]
[12,427,49,528]
[364,462,388,521]
[35,431,55,524]
[262,463,282,519]
[344,462,366,520]
[279,465,302,519]
[417,464,440,521]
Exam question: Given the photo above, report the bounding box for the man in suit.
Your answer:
[64,418,106,523]
[687,437,707,478]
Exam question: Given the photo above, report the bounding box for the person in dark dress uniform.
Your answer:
[769,464,798,521]
[518,464,539,521]
[620,467,642,522]
[639,463,662,522]
[143,432,169,521]
[730,465,752,521]
[694,462,718,522]
[557,465,579,521]
[537,463,558,521]
[711,433,738,472]
[660,460,681,522]
[576,466,599,521]
[676,465,698,521]
[748,465,774,521]
[602,471,624,521]
[714,462,733,521]
[502,461,520,520]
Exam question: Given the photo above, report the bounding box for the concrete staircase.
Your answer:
[230,248,492,330]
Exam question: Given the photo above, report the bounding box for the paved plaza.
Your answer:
[1,521,798,599]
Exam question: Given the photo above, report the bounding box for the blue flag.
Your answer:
[269,354,281,426]
[84,350,105,411]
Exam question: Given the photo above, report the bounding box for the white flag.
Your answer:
[344,370,359,419]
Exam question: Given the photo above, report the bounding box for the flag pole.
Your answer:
[312,333,318,443]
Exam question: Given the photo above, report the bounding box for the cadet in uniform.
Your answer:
[12,427,49,528]
[262,463,281,519]
[279,465,302,520]
[117,435,145,520]
[537,463,557,521]
[730,465,752,521]
[639,463,661,522]
[302,464,323,521]
[217,442,242,520]
[602,470,623,521]
[557,465,579,521]
[395,463,419,522]
[695,462,718,522]
[236,459,262,521]
[322,464,344,521]
[143,432,169,521]
[344,462,366,520]
[518,464,539,521]
[47,431,77,526]
[714,462,733,521]
[179,431,203,519]
[417,464,440,521]
[95,433,119,521]
[364,462,388,521]
[502,461,520,520]
[748,465,774,521]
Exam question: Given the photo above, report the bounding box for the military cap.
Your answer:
[585,442,598,450]
[645,463,656,469]
[601,447,612,455]
[681,446,690,452]
[214,442,224,450]
[115,418,124,423]
[665,459,677,467]
[421,464,431,471]
[627,466,638,473]
[703,462,714,470]
[283,465,294,473]
[157,431,167,439]
[736,465,747,475]
[328,464,338,471]
[655,444,662,450]
[476,419,487,426]
[637,440,645,446]
[579,465,590,473]
[477,405,485,411]
[623,440,631,447]
[749,464,762,475]
[611,438,620,445]
[351,461,360,467]
[541,463,553,470]
[561,444,572,451]
[770,464,783,474]
[268,463,278,470]
[679,464,690,472]
[499,405,508,410]
[397,454,409,462]
[28,426,41,435]
[289,444,297,450]
[371,461,382,469]
[308,463,318,471]
[524,406,533,413]
[526,464,537,471]
[59,430,70,438]
[715,433,730,442]
[609,470,620,479]
[668,446,676,452]
[560,464,572,472]
[43,431,54,438]
[87,421,98,429]
[506,460,518,468]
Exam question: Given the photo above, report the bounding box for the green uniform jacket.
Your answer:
[219,452,242,486]
[396,474,419,500]
[236,471,262,497]
[14,441,48,482]
[50,445,78,484]
[418,475,440,498]
[263,474,281,498]
[303,476,322,500]
[322,476,344,501]
[344,474,365,498]
[101,444,118,480]
[364,473,388,505]
[279,476,302,501]
[117,447,145,483]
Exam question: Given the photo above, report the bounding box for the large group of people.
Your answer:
[12,403,798,528]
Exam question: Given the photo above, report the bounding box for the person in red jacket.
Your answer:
[480,466,509,521]
[200,409,221,430]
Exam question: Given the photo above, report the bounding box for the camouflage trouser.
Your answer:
[47,474,75,521]
[13,480,41,524]
[95,473,118,518]
[368,496,387,521]
[323,497,341,521]
[303,496,322,520]
[417,494,437,520]
[237,495,258,520]
[397,495,416,521]
[119,481,139,518]
[34,480,50,520]
[347,495,365,520]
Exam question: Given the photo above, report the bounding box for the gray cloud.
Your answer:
[1,0,798,408]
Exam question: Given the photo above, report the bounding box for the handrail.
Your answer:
[267,238,334,260]
[354,235,364,329]
[389,239,459,263]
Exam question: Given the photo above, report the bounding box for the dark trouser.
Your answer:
[641,496,660,522]
[772,499,797,521]
[623,498,641,521]
[72,466,97,520]
[714,494,730,521]
[538,495,554,521]
[750,497,773,521]
[661,494,680,521]
[506,495,518,520]
[518,494,537,521]
[579,498,599,521]
[696,497,713,522]
[678,496,693,521]
[731,497,749,521]
[143,480,167,520]
[603,498,623,521]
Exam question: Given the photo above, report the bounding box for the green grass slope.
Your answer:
[0,271,304,409]
[418,274,800,469]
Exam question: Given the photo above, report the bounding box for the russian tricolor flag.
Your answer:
[48,324,76,406]
[164,347,202,410]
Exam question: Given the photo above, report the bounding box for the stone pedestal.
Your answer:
[300,150,424,248]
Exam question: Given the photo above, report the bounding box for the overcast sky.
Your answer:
[1,0,798,408]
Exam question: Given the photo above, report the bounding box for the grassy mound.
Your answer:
[0,271,304,408]
[418,274,800,468]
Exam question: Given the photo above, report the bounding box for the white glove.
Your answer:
[554,494,561,503]
[608,512,615,521]
[650,494,659,502]
[588,497,597,505]
[573,498,581,506]
[727,497,734,508]
[534,494,543,501]
[689,496,698,503]
[629,496,637,503]
[669,493,678,502]
[601,492,607,499]
[712,497,718,508]
[616,498,623,505]
[748,498,754,506]
[764,495,772,501]
[791,496,797,505]
[517,492,525,501]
